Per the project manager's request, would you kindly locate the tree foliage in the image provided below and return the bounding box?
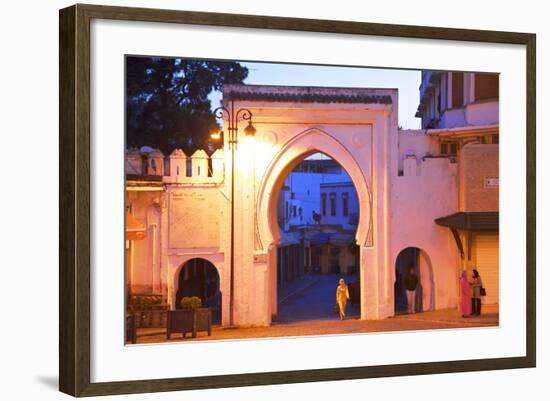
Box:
[126,57,248,155]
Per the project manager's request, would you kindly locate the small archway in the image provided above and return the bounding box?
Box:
[394,247,435,314]
[176,258,222,325]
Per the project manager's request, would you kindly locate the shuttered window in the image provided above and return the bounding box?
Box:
[452,72,464,108]
[475,73,499,101]
[475,234,499,304]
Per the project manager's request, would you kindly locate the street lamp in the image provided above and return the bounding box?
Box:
[210,100,255,327]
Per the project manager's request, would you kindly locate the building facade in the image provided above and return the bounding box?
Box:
[415,71,500,306]
[416,71,499,129]
[126,80,499,327]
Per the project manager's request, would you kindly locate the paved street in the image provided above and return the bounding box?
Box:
[133,274,498,344]
[135,305,498,344]
[277,274,359,323]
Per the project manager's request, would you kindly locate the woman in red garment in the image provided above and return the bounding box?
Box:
[459,270,472,317]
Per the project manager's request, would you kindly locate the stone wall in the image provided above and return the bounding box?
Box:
[126,146,229,323]
[391,131,460,310]
[458,144,499,212]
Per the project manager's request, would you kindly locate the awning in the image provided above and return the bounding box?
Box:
[435,212,498,259]
[305,232,355,246]
[279,231,301,247]
[328,232,355,246]
[308,232,333,245]
[435,212,499,231]
[126,210,145,240]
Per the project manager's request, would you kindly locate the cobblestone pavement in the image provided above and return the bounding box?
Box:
[134,304,499,345]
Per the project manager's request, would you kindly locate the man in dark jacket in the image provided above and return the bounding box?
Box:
[405,265,419,314]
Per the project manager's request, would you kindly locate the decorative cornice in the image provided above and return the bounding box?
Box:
[224,85,394,104]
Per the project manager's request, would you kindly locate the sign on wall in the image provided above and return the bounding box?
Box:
[169,189,220,248]
[484,176,499,188]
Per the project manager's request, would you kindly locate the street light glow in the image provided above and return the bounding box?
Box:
[210,129,223,141]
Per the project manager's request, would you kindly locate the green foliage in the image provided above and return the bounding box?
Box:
[180,296,202,310]
[126,56,248,155]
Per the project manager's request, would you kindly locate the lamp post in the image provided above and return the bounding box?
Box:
[210,100,255,327]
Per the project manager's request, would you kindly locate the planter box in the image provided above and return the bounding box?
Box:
[167,308,212,339]
[127,293,169,313]
[136,310,167,328]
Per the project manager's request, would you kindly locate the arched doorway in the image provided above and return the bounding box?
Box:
[394,247,435,314]
[176,258,222,325]
[274,152,361,323]
[255,128,373,322]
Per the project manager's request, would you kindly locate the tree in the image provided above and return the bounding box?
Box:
[126,57,248,155]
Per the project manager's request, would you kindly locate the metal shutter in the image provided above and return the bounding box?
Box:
[475,234,499,304]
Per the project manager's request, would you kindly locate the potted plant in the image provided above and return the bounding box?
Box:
[167,296,212,339]
[128,293,169,328]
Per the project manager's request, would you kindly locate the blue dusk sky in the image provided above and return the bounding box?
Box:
[210,61,422,129]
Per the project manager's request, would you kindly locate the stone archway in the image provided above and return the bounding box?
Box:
[175,258,222,324]
[255,128,373,321]
[394,247,435,314]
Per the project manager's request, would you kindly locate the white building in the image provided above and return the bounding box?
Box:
[416,71,499,129]
[279,158,352,230]
[414,71,500,306]
[275,158,360,284]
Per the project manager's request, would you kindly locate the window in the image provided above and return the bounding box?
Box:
[449,143,458,155]
[441,142,458,156]
[452,72,464,108]
[330,193,336,216]
[285,201,289,220]
[293,205,297,217]
[475,73,499,101]
[321,194,327,216]
[342,192,349,217]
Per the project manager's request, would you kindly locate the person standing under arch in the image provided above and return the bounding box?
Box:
[335,278,350,320]
[405,265,419,314]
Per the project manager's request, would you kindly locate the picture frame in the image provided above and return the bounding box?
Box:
[59,3,536,397]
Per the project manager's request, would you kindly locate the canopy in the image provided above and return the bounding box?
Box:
[126,210,145,240]
[329,232,356,246]
[435,211,498,259]
[308,232,333,245]
[435,212,499,231]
